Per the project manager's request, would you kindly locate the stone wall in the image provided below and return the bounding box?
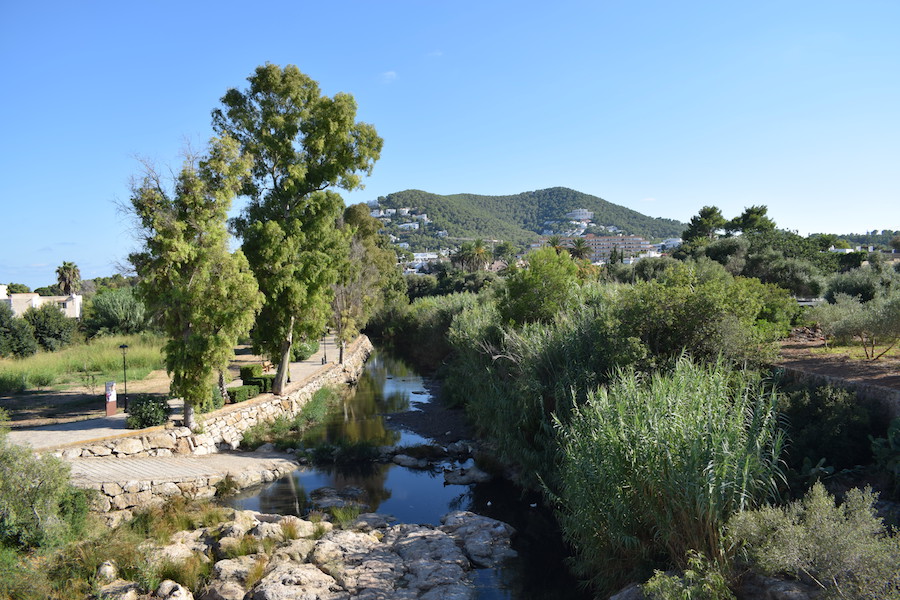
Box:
[52,335,374,459]
[779,365,900,419]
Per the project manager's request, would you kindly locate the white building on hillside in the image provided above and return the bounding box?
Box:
[0,284,83,318]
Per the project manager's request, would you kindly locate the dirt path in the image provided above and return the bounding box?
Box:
[1,346,271,427]
[777,332,900,391]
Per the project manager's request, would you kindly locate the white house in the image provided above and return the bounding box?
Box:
[398,222,420,231]
[0,284,83,319]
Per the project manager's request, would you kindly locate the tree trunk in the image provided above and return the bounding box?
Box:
[184,402,196,430]
[339,339,345,365]
[218,370,228,404]
[273,317,294,395]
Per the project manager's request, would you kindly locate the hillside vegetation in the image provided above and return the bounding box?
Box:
[377,187,686,244]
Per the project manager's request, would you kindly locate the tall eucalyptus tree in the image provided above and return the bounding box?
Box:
[213,64,382,394]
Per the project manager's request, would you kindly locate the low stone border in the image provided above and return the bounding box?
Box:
[81,454,300,524]
[779,365,900,419]
[49,335,374,459]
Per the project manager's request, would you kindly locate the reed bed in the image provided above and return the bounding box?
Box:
[0,334,165,394]
[554,358,785,595]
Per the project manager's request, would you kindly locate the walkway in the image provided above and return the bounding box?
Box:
[6,335,341,452]
[68,451,299,487]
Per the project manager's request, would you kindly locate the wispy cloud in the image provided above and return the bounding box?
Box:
[426,50,443,58]
[641,197,657,203]
[381,71,398,84]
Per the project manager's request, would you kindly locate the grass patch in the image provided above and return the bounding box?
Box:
[154,552,212,593]
[240,386,344,450]
[808,339,900,360]
[0,334,165,394]
[328,506,361,529]
[244,556,269,589]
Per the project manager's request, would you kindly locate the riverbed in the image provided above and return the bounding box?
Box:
[226,350,590,600]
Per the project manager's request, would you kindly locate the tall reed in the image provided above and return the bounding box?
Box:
[554,358,785,594]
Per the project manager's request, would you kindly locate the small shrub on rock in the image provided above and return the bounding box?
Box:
[728,482,900,599]
[125,395,170,429]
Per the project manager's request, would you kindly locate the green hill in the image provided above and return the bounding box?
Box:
[374,187,685,247]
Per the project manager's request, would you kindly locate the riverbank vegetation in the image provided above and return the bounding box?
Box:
[368,244,900,598]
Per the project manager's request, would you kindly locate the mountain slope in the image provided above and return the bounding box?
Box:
[376,187,685,243]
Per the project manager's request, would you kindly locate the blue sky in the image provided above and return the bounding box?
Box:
[2,1,898,289]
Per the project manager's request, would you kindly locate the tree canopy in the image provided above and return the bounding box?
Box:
[55,262,81,296]
[214,64,383,394]
[128,137,261,427]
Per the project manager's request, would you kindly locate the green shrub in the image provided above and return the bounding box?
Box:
[729,483,900,599]
[227,384,260,403]
[0,303,38,358]
[643,551,735,600]
[22,304,77,352]
[239,364,263,381]
[292,338,319,361]
[778,384,873,473]
[245,374,275,393]
[0,430,91,548]
[83,287,149,337]
[871,417,900,496]
[554,359,784,594]
[125,395,170,429]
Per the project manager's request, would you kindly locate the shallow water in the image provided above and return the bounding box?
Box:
[227,351,590,600]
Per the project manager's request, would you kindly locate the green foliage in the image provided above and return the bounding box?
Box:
[245,374,276,393]
[308,439,380,466]
[83,287,149,337]
[0,430,91,548]
[683,205,727,243]
[217,63,382,394]
[811,291,900,359]
[227,385,260,404]
[129,136,262,428]
[729,483,900,599]
[617,263,791,366]
[644,551,735,600]
[778,384,873,473]
[4,283,30,294]
[22,304,76,352]
[825,265,900,303]
[499,247,579,325]
[377,187,686,244]
[328,505,361,528]
[125,395,170,429]
[554,360,784,594]
[0,303,38,358]
[291,338,320,361]
[154,552,212,594]
[240,364,263,380]
[55,262,81,296]
[0,334,164,395]
[370,292,478,371]
[871,418,900,496]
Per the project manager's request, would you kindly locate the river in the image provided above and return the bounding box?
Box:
[226,350,590,600]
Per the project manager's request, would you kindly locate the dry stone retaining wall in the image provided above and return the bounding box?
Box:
[51,336,373,460]
[779,365,900,419]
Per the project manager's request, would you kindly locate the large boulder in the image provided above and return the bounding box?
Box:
[440,511,517,568]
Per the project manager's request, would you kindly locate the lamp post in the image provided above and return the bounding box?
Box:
[119,344,128,411]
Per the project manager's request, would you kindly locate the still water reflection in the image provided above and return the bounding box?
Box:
[227,351,590,600]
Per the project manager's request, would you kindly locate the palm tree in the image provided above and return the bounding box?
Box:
[547,235,564,254]
[56,261,81,295]
[470,239,489,271]
[568,238,591,261]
